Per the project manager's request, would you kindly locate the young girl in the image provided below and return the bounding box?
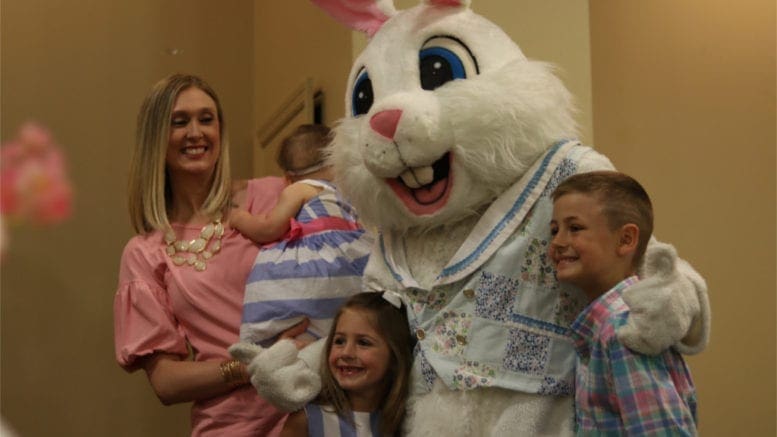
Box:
[281,292,414,437]
[231,124,373,346]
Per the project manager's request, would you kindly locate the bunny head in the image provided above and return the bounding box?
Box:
[316,0,578,231]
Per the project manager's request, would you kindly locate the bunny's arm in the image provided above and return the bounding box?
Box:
[618,241,711,355]
[229,339,325,412]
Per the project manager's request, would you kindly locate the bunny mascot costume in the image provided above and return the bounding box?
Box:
[231,1,711,435]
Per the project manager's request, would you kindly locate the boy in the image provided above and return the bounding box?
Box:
[549,171,697,436]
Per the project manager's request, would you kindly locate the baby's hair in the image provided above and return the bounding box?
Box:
[552,171,654,267]
[319,292,414,436]
[277,124,332,176]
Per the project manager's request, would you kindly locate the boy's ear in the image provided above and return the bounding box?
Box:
[617,224,639,256]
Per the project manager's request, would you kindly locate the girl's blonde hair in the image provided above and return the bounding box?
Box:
[128,74,231,233]
[319,292,414,436]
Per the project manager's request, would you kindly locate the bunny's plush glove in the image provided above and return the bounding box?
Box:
[229,339,325,412]
[617,241,711,355]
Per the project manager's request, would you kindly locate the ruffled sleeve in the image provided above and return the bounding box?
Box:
[113,236,188,371]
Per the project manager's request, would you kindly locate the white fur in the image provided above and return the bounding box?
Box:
[248,1,711,432]
[331,5,577,231]
[407,381,573,436]
[229,340,321,412]
[620,241,711,355]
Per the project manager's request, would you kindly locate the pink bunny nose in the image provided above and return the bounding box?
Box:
[370,109,402,140]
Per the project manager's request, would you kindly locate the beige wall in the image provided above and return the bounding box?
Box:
[253,1,352,176]
[590,1,776,435]
[0,0,254,435]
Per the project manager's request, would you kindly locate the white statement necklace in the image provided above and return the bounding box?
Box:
[164,213,224,271]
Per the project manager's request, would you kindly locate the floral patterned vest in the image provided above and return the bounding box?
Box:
[371,141,598,396]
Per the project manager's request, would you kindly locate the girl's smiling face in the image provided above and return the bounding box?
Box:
[328,308,391,408]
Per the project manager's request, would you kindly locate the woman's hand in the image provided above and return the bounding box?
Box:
[142,352,247,405]
[281,409,309,437]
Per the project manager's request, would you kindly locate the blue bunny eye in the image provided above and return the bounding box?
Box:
[351,69,374,117]
[419,36,479,91]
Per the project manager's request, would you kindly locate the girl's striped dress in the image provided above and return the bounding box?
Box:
[304,404,381,437]
[240,179,372,345]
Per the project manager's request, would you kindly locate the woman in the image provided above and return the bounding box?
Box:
[114,74,295,436]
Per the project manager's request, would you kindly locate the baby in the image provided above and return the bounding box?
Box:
[232,124,373,346]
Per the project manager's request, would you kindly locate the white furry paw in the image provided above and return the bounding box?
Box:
[618,242,702,355]
[236,339,322,412]
[228,341,265,364]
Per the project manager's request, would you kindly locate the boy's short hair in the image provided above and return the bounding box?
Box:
[276,124,332,174]
[552,171,654,267]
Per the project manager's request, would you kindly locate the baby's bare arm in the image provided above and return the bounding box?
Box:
[231,182,320,243]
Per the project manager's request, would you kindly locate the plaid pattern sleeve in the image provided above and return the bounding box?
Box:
[571,277,698,436]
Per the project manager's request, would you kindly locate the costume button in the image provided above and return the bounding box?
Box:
[416,328,426,340]
[463,288,475,299]
[456,335,467,345]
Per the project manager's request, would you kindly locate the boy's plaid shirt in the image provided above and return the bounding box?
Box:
[569,276,698,436]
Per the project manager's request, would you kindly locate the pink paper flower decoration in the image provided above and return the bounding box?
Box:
[1,122,73,225]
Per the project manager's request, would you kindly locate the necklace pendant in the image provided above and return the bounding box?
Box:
[165,214,223,272]
[189,237,208,253]
[201,223,215,239]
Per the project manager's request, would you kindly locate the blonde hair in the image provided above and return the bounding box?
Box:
[128,74,231,233]
[318,292,414,436]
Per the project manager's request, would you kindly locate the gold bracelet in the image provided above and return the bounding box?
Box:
[219,359,248,387]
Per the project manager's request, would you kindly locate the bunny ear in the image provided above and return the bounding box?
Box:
[310,0,396,37]
[424,0,471,8]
